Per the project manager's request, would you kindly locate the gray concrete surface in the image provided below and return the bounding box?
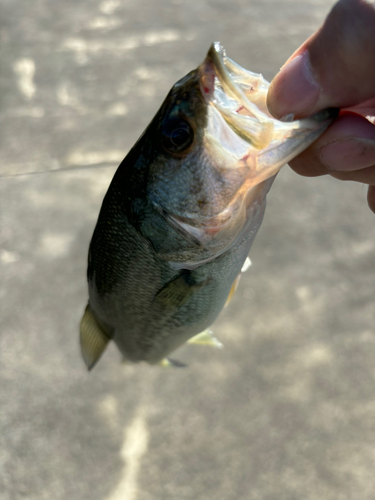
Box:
[1,1,374,499]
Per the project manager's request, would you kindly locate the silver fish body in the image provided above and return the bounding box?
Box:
[80,43,337,368]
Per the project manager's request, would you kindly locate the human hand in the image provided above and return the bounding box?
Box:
[267,0,375,213]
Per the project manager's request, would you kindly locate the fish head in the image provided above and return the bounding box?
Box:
[141,43,338,266]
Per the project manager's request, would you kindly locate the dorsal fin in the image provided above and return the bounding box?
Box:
[224,273,241,308]
[80,304,110,370]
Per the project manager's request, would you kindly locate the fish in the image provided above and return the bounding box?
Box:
[80,42,338,369]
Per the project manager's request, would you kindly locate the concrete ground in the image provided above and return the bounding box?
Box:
[1,1,374,499]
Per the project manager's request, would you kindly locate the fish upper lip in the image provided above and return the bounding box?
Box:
[199,43,296,154]
[202,42,271,123]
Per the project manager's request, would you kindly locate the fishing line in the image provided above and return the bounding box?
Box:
[0,162,118,179]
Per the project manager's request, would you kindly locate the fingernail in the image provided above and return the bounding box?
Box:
[320,138,375,171]
[268,51,321,119]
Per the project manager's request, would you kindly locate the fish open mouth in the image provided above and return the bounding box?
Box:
[199,42,338,183]
[200,42,275,150]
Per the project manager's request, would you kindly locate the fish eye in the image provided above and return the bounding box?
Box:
[161,118,194,155]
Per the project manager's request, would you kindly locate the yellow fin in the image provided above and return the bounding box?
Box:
[187,329,223,348]
[224,273,241,307]
[80,305,110,371]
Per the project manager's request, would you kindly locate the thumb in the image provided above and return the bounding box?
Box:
[267,0,375,119]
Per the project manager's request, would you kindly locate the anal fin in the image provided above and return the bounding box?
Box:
[80,304,110,371]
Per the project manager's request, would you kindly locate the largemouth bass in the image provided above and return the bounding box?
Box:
[80,42,337,369]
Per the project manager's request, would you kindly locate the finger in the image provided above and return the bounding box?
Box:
[349,97,375,122]
[288,112,375,178]
[267,0,375,119]
[329,165,375,184]
[368,185,375,213]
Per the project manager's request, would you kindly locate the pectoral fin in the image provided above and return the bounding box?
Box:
[80,304,110,370]
[154,270,208,311]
